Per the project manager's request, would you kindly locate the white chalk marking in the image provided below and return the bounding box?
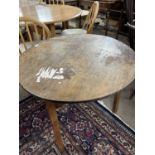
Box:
[36,67,64,82]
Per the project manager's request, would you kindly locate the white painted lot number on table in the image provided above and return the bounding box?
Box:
[36,67,64,83]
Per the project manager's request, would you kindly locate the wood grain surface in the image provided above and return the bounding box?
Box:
[19,4,82,24]
[20,34,135,103]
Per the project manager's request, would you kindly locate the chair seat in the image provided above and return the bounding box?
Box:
[81,10,89,17]
[62,28,87,35]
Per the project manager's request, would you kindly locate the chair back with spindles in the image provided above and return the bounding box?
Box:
[19,16,51,54]
[82,1,99,33]
[47,0,64,5]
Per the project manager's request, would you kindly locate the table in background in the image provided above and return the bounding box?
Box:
[20,34,135,152]
[19,4,82,36]
[19,0,43,7]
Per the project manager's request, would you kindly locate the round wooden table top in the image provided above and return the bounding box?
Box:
[20,34,135,103]
[19,4,82,24]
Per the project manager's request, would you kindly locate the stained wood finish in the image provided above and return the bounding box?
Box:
[19,16,51,54]
[112,91,121,113]
[19,4,82,24]
[20,34,135,103]
[48,23,56,37]
[46,102,64,152]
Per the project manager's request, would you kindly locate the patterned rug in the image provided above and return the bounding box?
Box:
[19,96,135,155]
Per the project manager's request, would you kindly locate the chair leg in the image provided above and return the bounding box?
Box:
[105,10,110,36]
[46,101,65,152]
[116,9,123,39]
[112,92,121,113]
[116,27,119,39]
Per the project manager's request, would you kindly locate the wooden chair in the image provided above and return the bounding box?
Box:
[62,1,99,35]
[78,1,110,28]
[19,16,51,54]
[19,16,51,101]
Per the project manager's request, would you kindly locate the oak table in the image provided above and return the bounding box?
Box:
[19,34,135,152]
[19,4,82,36]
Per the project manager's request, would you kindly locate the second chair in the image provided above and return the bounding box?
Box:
[62,1,99,35]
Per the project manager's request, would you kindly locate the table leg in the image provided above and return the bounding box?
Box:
[79,15,82,28]
[112,91,121,113]
[50,24,56,37]
[46,102,65,152]
[62,21,69,29]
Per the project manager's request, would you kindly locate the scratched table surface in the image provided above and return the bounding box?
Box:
[19,4,82,24]
[19,34,135,103]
